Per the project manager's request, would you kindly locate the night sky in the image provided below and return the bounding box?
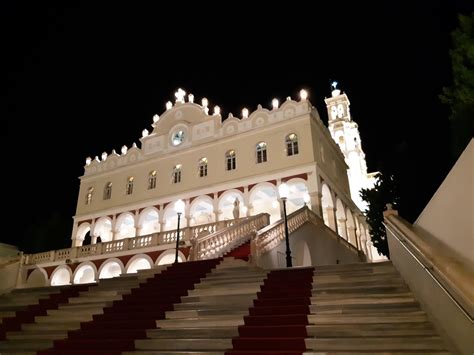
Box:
[2,2,472,252]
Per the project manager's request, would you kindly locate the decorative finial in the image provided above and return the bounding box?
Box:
[331,81,338,90]
[188,94,194,103]
[166,101,172,110]
[174,88,186,103]
[214,106,221,115]
[257,104,262,110]
[101,152,108,161]
[331,80,341,97]
[242,108,249,118]
[142,129,149,138]
[132,142,137,148]
[202,97,209,114]
[85,157,92,166]
[228,112,234,118]
[121,145,128,155]
[112,149,117,155]
[286,96,291,101]
[272,98,279,109]
[153,114,160,123]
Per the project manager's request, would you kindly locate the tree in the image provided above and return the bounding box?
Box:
[439,14,474,159]
[360,172,400,258]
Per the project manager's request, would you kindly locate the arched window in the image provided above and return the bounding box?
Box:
[226,150,236,171]
[148,171,157,190]
[104,182,112,200]
[286,133,299,156]
[173,165,182,183]
[86,187,94,205]
[198,158,208,177]
[256,142,267,163]
[126,177,134,195]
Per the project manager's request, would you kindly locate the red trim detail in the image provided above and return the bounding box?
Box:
[282,173,308,182]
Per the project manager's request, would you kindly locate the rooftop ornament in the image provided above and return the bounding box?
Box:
[142,129,149,138]
[153,114,160,123]
[214,106,221,115]
[202,98,209,114]
[121,145,128,155]
[166,101,173,110]
[188,94,194,103]
[242,108,249,118]
[174,88,186,103]
[101,152,108,161]
[300,89,308,100]
[85,157,92,166]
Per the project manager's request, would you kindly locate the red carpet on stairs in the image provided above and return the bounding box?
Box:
[38,258,221,355]
[225,241,251,261]
[0,284,93,340]
[226,267,315,355]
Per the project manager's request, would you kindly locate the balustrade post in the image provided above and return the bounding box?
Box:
[70,247,78,259]
[50,250,56,262]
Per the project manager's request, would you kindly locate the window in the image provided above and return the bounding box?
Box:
[286,133,299,156]
[104,182,112,200]
[198,158,208,177]
[126,177,134,195]
[148,171,157,190]
[86,187,94,205]
[173,164,182,183]
[256,142,267,163]
[226,150,236,171]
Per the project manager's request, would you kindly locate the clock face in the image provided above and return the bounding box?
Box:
[172,130,185,146]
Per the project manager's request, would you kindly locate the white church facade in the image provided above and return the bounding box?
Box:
[20,86,381,288]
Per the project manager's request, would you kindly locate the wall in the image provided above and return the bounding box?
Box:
[386,226,473,355]
[256,222,361,269]
[415,139,473,265]
[0,260,20,294]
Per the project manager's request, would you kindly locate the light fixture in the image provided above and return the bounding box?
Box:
[166,101,173,110]
[101,152,108,161]
[85,157,92,166]
[175,88,186,103]
[153,114,160,123]
[272,98,279,109]
[242,108,249,118]
[278,183,292,267]
[121,145,128,155]
[142,129,149,138]
[214,106,221,115]
[174,199,186,263]
[299,89,308,100]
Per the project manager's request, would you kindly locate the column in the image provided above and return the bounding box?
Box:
[243,186,250,217]
[309,191,323,218]
[337,218,348,240]
[326,207,337,232]
[212,193,220,221]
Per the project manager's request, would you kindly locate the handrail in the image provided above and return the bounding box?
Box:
[384,213,473,322]
[254,206,360,257]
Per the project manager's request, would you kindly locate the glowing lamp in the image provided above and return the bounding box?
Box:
[166,101,173,110]
[272,98,279,109]
[121,145,128,155]
[214,106,221,115]
[242,108,249,118]
[85,157,92,166]
[278,183,290,199]
[202,98,208,107]
[299,89,308,101]
[175,199,185,214]
[153,114,160,123]
[101,152,108,161]
[175,88,186,103]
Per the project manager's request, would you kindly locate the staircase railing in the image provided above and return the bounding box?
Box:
[24,217,250,265]
[252,206,360,258]
[190,213,270,261]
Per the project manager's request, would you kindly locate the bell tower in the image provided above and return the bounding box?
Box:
[325,82,377,211]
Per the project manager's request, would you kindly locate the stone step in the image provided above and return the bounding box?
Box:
[22,321,81,331]
[187,285,260,297]
[0,305,28,312]
[146,327,238,339]
[310,302,421,314]
[47,306,105,316]
[194,280,263,290]
[6,329,68,340]
[0,311,16,319]
[57,301,112,310]
[311,292,413,301]
[35,313,93,323]
[313,272,399,281]
[313,285,410,294]
[156,314,245,328]
[166,309,248,319]
[67,295,122,303]
[305,336,446,351]
[0,351,37,355]
[303,352,450,355]
[307,322,436,337]
[123,351,223,355]
[78,289,128,297]
[181,292,257,304]
[311,295,415,306]
[173,298,253,311]
[135,338,232,351]
[0,339,53,351]
[308,313,428,324]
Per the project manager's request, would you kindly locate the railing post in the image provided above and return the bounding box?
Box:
[50,250,56,262]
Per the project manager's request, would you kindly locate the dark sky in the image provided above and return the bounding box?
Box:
[2,2,472,252]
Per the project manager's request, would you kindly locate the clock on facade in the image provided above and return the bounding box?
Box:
[172,130,185,146]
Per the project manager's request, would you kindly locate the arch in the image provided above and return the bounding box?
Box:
[76,222,91,243]
[98,258,125,279]
[26,268,48,288]
[93,216,113,242]
[73,261,97,284]
[138,207,160,236]
[285,178,309,214]
[126,254,154,273]
[321,183,335,229]
[189,195,214,226]
[115,212,136,239]
[156,249,185,266]
[163,202,188,231]
[249,182,279,223]
[335,198,347,240]
[345,209,357,246]
[295,240,312,267]
[50,265,72,286]
[218,189,244,221]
